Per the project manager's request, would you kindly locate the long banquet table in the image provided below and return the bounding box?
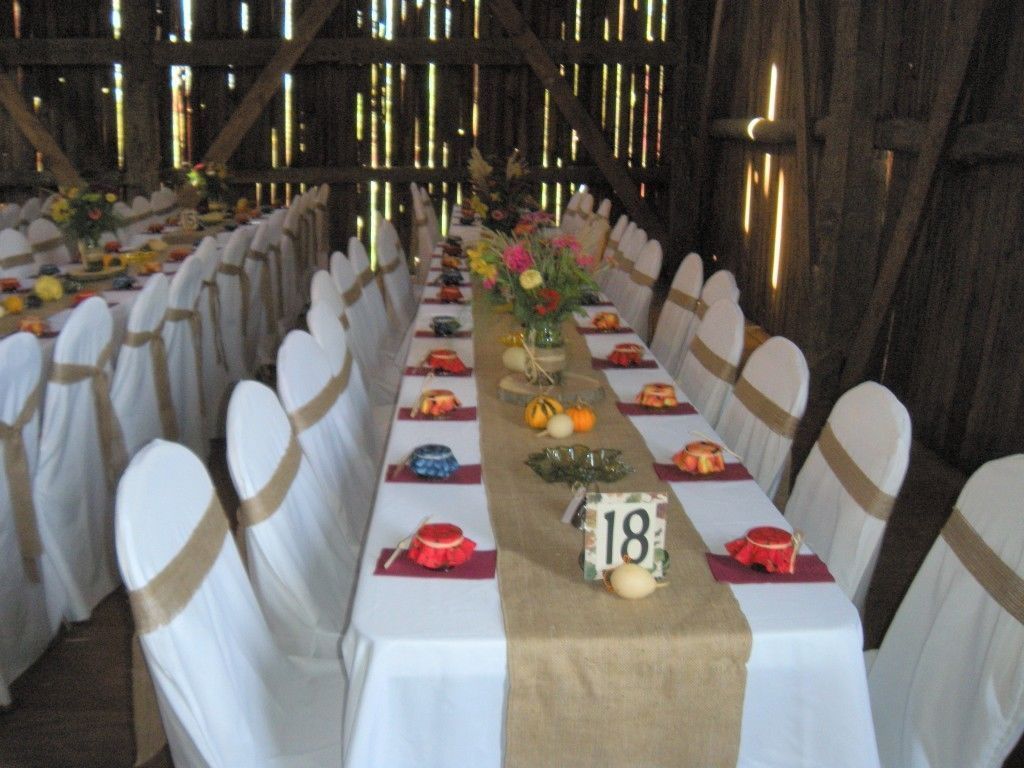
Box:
[342,244,880,767]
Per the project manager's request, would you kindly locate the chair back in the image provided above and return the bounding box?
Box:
[869,454,1024,768]
[130,195,152,233]
[35,297,122,621]
[786,381,911,610]
[348,236,394,343]
[27,217,71,268]
[215,226,253,381]
[0,228,36,279]
[111,274,176,457]
[717,336,808,500]
[243,219,276,359]
[376,218,416,327]
[226,380,358,659]
[0,333,57,706]
[0,203,20,231]
[163,253,207,458]
[620,238,662,341]
[606,224,645,305]
[18,197,41,228]
[331,250,383,358]
[596,198,612,220]
[597,214,629,290]
[699,269,740,320]
[149,187,177,221]
[677,298,745,426]
[651,251,703,377]
[195,241,229,440]
[279,204,303,321]
[116,440,344,767]
[561,191,582,233]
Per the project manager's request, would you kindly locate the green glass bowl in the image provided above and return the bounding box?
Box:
[525,444,634,485]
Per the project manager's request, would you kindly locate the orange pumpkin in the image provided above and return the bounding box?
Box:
[2,295,24,315]
[566,402,597,433]
[524,395,563,429]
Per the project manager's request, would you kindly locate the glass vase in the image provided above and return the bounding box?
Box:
[524,317,567,385]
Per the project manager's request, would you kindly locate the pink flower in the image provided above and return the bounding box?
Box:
[502,243,533,273]
[551,234,582,254]
[575,253,596,268]
[482,277,496,290]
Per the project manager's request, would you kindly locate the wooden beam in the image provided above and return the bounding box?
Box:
[840,0,990,389]
[0,37,679,68]
[666,0,691,262]
[202,0,342,165]
[876,117,1024,163]
[709,117,797,147]
[689,0,726,250]
[0,68,82,187]
[120,0,161,195]
[485,0,666,242]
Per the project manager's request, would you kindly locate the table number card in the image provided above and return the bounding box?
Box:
[179,208,199,233]
[581,492,668,580]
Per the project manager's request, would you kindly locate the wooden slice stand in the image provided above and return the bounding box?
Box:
[498,371,605,406]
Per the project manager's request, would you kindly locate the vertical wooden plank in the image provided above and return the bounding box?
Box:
[121,0,161,194]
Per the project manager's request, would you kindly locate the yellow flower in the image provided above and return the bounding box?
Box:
[50,199,71,223]
[480,262,498,282]
[2,295,24,315]
[466,243,484,260]
[34,275,64,302]
[105,193,117,203]
[468,257,487,275]
[519,269,543,290]
[468,148,493,187]
[66,187,79,199]
[469,196,488,216]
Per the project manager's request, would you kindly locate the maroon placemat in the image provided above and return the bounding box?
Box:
[386,464,482,484]
[422,296,468,305]
[404,366,474,377]
[616,402,698,416]
[653,462,754,482]
[397,407,478,421]
[591,357,659,370]
[375,548,497,579]
[429,280,471,288]
[414,330,473,338]
[705,553,834,584]
[582,300,615,307]
[577,326,635,335]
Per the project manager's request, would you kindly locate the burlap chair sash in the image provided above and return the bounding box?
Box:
[247,249,277,331]
[668,288,699,313]
[268,243,286,321]
[689,335,738,384]
[31,235,65,253]
[152,203,175,217]
[202,279,228,364]
[238,433,302,528]
[287,353,352,434]
[338,310,351,331]
[342,281,362,308]
[630,267,657,287]
[942,507,1024,624]
[50,342,127,492]
[817,423,896,521]
[732,377,799,438]
[217,262,250,341]
[123,325,178,440]
[1,250,33,270]
[165,306,205,417]
[122,211,149,225]
[695,298,709,319]
[0,382,43,581]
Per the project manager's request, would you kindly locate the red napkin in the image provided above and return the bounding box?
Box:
[591,357,658,370]
[404,365,474,377]
[374,548,497,579]
[653,462,753,482]
[617,402,698,417]
[577,326,635,335]
[414,330,473,338]
[397,407,478,421]
[705,553,834,584]
[386,464,483,484]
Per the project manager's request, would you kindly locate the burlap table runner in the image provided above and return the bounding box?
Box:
[473,295,752,767]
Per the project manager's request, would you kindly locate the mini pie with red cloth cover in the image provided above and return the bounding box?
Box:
[407,523,477,570]
[607,343,644,367]
[672,440,726,475]
[417,389,461,417]
[592,311,621,331]
[725,526,804,574]
[637,383,679,408]
[425,349,468,375]
[438,285,464,303]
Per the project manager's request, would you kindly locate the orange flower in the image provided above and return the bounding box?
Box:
[87,208,102,221]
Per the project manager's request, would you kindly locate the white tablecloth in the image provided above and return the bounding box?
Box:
[342,252,881,768]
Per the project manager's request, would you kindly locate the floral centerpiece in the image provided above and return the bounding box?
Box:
[467,148,541,234]
[187,161,233,208]
[49,186,122,259]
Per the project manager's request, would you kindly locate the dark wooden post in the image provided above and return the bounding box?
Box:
[121,0,161,195]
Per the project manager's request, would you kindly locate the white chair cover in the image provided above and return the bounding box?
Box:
[561,191,582,234]
[717,336,809,500]
[34,297,124,621]
[868,454,1024,768]
[260,208,288,328]
[242,220,275,367]
[195,239,230,441]
[149,187,177,221]
[279,204,304,323]
[40,194,58,218]
[113,201,135,243]
[116,440,344,767]
[606,223,645,306]
[677,298,745,426]
[313,183,331,268]
[215,226,253,383]
[27,217,72,268]
[277,329,377,542]
[786,381,911,611]
[420,186,441,250]
[651,251,703,378]
[111,274,177,458]
[163,254,207,459]
[329,251,401,406]
[409,183,434,284]
[597,214,629,290]
[698,268,741,317]
[0,228,37,279]
[0,203,20,231]
[347,236,395,346]
[596,198,612,219]
[226,381,358,659]
[0,334,58,706]
[618,238,662,341]
[305,302,388,462]
[18,197,41,229]
[130,195,152,234]
[376,218,417,329]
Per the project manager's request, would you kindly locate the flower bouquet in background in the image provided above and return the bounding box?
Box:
[49,186,122,263]
[187,161,233,209]
[467,147,540,234]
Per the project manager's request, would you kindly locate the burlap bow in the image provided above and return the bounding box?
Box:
[0,382,43,581]
[123,325,178,441]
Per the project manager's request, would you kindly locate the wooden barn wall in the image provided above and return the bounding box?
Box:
[0,0,687,259]
[702,0,1024,474]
